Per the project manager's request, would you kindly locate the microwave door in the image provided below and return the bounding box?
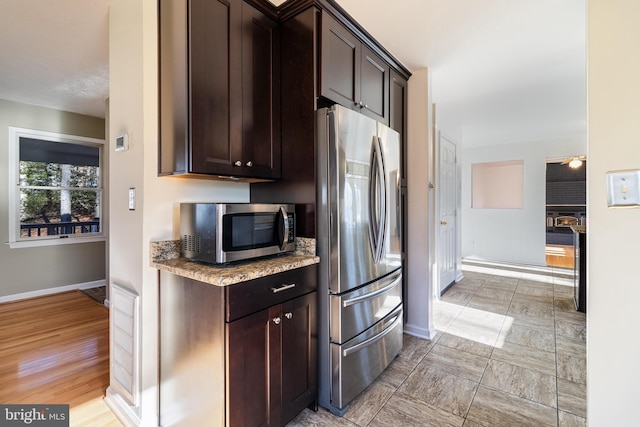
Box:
[277,206,290,250]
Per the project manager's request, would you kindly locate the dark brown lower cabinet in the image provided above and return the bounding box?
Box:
[281,293,317,423]
[227,291,317,427]
[159,265,317,427]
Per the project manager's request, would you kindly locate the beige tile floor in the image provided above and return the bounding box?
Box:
[287,260,587,427]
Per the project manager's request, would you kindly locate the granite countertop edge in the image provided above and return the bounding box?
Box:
[570,225,587,233]
[150,238,319,287]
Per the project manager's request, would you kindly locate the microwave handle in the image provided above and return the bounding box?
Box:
[278,206,289,250]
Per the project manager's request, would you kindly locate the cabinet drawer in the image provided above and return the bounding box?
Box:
[226,264,317,321]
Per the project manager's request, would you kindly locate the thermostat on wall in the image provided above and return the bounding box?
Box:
[115,133,129,151]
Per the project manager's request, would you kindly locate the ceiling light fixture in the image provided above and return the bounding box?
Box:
[569,158,583,169]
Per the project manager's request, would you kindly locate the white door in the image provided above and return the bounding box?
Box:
[438,133,457,293]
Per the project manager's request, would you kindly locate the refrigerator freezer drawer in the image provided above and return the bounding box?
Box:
[330,269,402,344]
[330,305,403,410]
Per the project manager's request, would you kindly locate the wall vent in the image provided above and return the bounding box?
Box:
[111,283,139,406]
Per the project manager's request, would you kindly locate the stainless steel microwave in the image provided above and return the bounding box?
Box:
[180,203,296,264]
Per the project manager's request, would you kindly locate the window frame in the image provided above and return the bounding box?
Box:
[471,160,524,209]
[8,126,106,248]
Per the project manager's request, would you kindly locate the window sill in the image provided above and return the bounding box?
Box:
[8,235,106,249]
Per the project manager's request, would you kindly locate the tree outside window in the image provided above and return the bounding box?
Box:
[9,128,104,247]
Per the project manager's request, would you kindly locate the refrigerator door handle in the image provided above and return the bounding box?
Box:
[367,137,378,262]
[342,309,402,357]
[368,136,387,264]
[377,136,388,261]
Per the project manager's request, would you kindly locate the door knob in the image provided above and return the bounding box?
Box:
[440,221,448,225]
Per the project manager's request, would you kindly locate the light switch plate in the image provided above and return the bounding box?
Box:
[128,188,136,210]
[606,169,640,207]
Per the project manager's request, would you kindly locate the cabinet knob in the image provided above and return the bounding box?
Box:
[272,317,281,325]
[246,161,253,167]
[284,312,293,320]
[234,160,242,167]
[358,101,364,108]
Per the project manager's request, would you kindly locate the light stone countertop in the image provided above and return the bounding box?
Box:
[150,238,319,287]
[570,225,586,234]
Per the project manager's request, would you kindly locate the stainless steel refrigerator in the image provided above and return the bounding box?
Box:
[316,104,403,415]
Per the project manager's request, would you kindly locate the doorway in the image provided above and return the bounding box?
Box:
[545,158,586,268]
[437,132,459,295]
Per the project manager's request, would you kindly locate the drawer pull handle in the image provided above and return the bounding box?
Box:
[343,310,402,357]
[343,274,402,308]
[271,283,296,293]
[273,317,281,325]
[284,312,293,320]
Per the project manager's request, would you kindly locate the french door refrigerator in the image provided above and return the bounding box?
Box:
[316,104,403,415]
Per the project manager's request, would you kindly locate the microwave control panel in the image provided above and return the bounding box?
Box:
[286,213,295,243]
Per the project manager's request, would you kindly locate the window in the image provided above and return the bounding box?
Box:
[472,160,524,209]
[8,127,105,248]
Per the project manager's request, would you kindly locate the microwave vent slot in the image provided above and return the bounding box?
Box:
[182,234,201,254]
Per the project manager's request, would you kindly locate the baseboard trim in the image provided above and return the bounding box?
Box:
[404,323,437,340]
[455,271,464,282]
[0,279,106,304]
[104,387,140,427]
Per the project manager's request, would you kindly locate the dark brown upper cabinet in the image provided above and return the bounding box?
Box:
[390,69,408,186]
[320,11,389,124]
[251,3,411,237]
[159,0,280,181]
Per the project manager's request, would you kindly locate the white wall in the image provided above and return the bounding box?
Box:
[460,136,585,266]
[587,0,640,424]
[405,68,435,339]
[107,0,249,424]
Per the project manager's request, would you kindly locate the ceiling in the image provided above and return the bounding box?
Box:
[336,0,587,147]
[0,0,109,119]
[0,0,586,147]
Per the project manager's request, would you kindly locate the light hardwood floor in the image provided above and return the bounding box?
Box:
[0,291,121,426]
[546,244,575,269]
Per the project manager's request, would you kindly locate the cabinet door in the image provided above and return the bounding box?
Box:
[360,45,389,124]
[320,12,361,109]
[389,70,408,186]
[227,305,282,427]
[241,2,281,179]
[281,292,317,425]
[189,0,242,175]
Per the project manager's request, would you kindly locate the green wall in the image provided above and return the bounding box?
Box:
[0,99,106,298]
